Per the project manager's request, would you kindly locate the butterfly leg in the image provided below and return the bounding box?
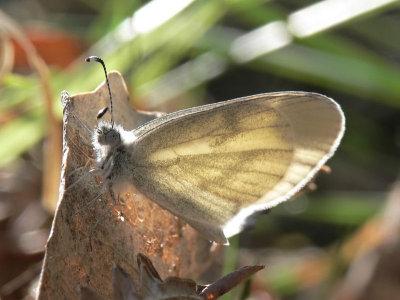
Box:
[66,113,94,149]
[110,187,126,206]
[67,178,108,223]
[76,130,93,148]
[109,186,118,205]
[66,133,93,160]
[70,113,94,137]
[65,167,99,192]
[67,158,94,178]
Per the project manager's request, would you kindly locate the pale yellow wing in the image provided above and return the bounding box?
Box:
[129,92,345,243]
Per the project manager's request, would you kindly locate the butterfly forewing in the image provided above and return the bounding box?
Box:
[128,92,344,243]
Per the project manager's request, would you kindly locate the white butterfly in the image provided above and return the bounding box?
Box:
[77,56,345,244]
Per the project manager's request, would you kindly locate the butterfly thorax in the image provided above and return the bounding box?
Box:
[92,121,132,182]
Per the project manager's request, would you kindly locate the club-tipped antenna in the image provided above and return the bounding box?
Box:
[85,56,114,127]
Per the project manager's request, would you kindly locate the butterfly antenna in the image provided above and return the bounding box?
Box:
[85,56,115,128]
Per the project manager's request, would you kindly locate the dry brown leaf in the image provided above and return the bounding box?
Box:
[199,264,265,299]
[37,72,222,299]
[135,253,200,300]
[79,253,265,300]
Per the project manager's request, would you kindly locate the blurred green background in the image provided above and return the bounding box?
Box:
[0,0,399,299]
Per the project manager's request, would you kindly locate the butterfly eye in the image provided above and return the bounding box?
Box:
[96,127,104,135]
[97,107,109,120]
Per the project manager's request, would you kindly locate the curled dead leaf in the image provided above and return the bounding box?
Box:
[79,253,265,300]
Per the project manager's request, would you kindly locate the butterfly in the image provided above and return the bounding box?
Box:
[77,56,345,245]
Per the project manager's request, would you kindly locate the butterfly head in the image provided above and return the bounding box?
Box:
[94,121,121,148]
